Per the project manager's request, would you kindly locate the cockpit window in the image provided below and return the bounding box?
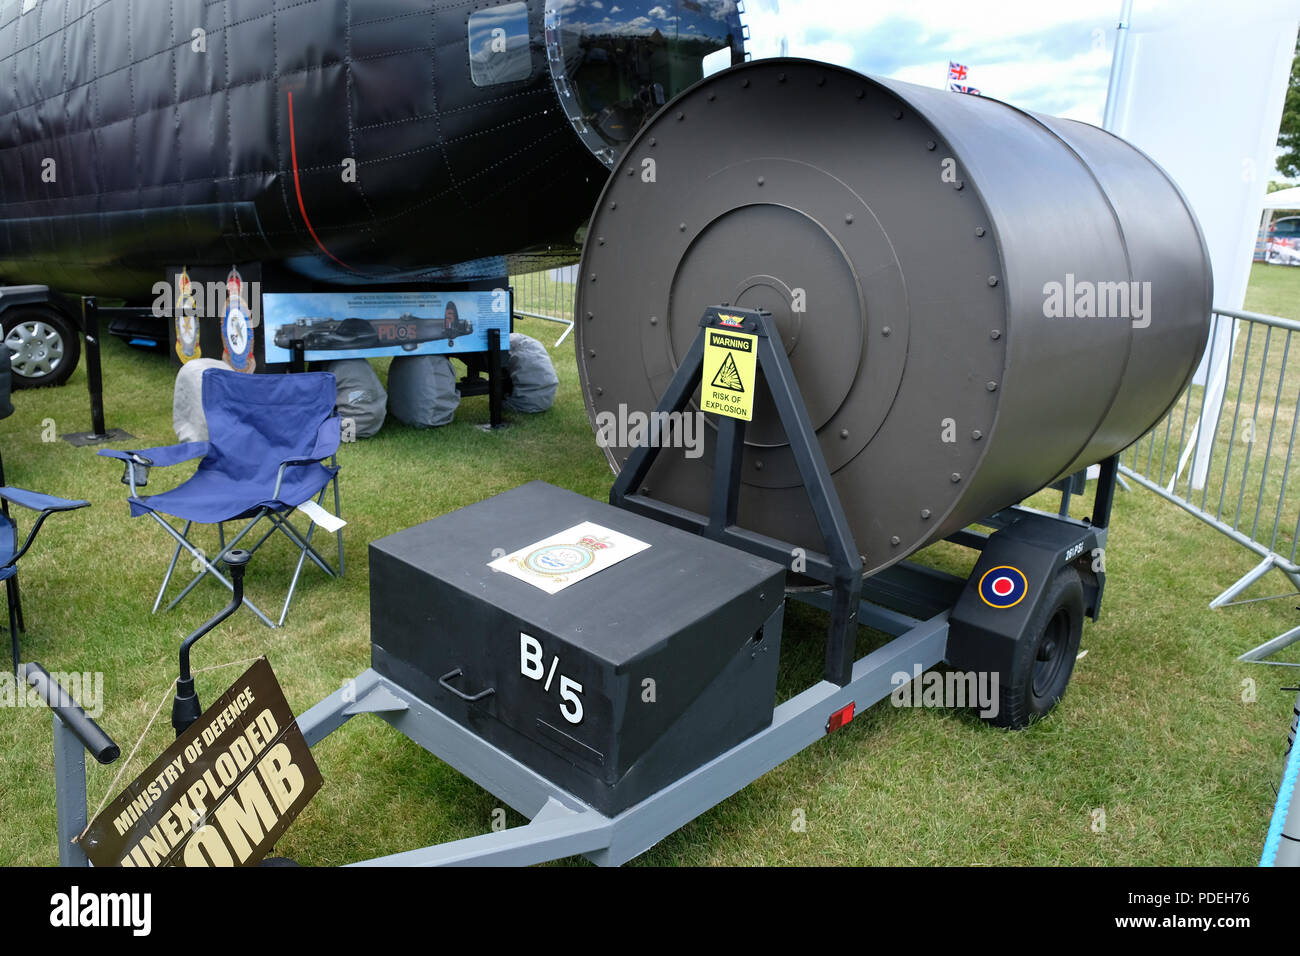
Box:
[469,2,533,87]
[545,0,745,166]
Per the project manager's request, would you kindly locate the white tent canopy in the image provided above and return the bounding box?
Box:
[1263,185,1300,210]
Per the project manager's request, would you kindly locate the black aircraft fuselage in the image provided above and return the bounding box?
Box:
[0,0,744,299]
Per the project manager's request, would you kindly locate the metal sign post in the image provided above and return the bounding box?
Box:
[610,306,863,686]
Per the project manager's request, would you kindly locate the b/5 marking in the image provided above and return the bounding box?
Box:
[520,632,584,725]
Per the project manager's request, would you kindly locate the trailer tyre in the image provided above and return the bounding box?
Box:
[987,567,1084,730]
[2,306,80,388]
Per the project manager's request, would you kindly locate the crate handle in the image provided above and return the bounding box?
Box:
[438,668,496,703]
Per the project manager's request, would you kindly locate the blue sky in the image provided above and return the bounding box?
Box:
[743,0,1148,125]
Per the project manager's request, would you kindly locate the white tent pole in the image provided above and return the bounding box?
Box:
[1102,0,1134,131]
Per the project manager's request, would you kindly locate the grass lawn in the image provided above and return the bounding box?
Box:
[1,267,1298,867]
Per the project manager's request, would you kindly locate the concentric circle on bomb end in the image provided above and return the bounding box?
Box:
[978,566,1028,609]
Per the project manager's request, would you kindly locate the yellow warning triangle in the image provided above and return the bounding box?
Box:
[711,351,745,392]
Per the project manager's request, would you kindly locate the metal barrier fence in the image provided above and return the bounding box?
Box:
[1119,306,1300,660]
[510,265,578,346]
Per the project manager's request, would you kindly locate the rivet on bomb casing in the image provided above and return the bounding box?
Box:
[990,329,1001,339]
[596,387,604,395]
[954,180,964,191]
[926,140,936,151]
[845,213,854,224]
[818,76,827,87]
[679,223,686,231]
[741,79,750,88]
[986,381,998,391]
[951,473,962,483]
[650,138,657,146]
[598,237,605,245]
[590,274,597,282]
[754,460,764,471]
[708,92,716,101]
[987,276,999,287]
[649,316,658,325]
[676,111,684,121]
[890,536,901,545]
[586,311,593,320]
[971,429,983,440]
[589,349,596,358]
[975,226,986,237]
[856,89,864,99]
[757,176,765,186]
[840,428,849,439]
[610,201,617,210]
[920,509,931,519]
[882,326,891,336]
[778,73,786,82]
[892,107,902,118]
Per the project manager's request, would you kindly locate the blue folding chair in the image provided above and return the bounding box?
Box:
[0,448,90,674]
[99,369,344,627]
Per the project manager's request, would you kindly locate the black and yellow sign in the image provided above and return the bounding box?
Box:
[702,328,758,421]
[80,658,322,867]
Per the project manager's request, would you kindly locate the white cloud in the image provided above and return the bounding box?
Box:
[744,0,1156,122]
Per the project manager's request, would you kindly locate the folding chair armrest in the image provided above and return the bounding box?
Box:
[98,441,208,468]
[3,493,89,567]
[98,442,208,494]
[0,486,90,514]
[281,417,341,468]
[274,417,341,499]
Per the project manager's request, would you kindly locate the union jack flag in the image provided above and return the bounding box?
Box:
[947,61,968,81]
[949,83,981,96]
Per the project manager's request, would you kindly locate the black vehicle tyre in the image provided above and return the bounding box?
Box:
[2,306,81,388]
[984,567,1085,730]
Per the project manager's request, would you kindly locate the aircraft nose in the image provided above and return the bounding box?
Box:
[544,0,746,166]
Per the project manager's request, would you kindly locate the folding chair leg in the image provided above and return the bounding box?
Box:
[333,474,345,578]
[154,520,193,614]
[279,521,318,627]
[267,513,335,577]
[163,514,266,611]
[11,576,23,633]
[147,512,276,628]
[7,577,19,676]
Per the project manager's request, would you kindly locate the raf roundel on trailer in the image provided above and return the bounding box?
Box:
[978,566,1028,609]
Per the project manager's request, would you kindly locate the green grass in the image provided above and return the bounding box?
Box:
[1,279,1298,866]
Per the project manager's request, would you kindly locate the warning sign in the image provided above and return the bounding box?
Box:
[702,328,758,421]
[80,658,322,867]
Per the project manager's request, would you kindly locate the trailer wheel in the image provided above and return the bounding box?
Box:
[986,567,1084,730]
[2,306,80,389]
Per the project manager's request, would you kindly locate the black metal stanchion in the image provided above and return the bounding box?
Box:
[62,297,132,446]
[486,326,506,430]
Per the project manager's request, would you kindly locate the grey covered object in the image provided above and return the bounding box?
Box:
[172,358,229,441]
[323,359,387,439]
[504,333,558,413]
[388,355,460,428]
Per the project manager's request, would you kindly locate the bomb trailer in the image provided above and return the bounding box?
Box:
[35,61,1211,867]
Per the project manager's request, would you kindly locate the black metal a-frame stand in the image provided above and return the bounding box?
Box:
[610,306,863,686]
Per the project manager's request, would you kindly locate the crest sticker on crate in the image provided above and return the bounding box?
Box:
[489,520,650,594]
